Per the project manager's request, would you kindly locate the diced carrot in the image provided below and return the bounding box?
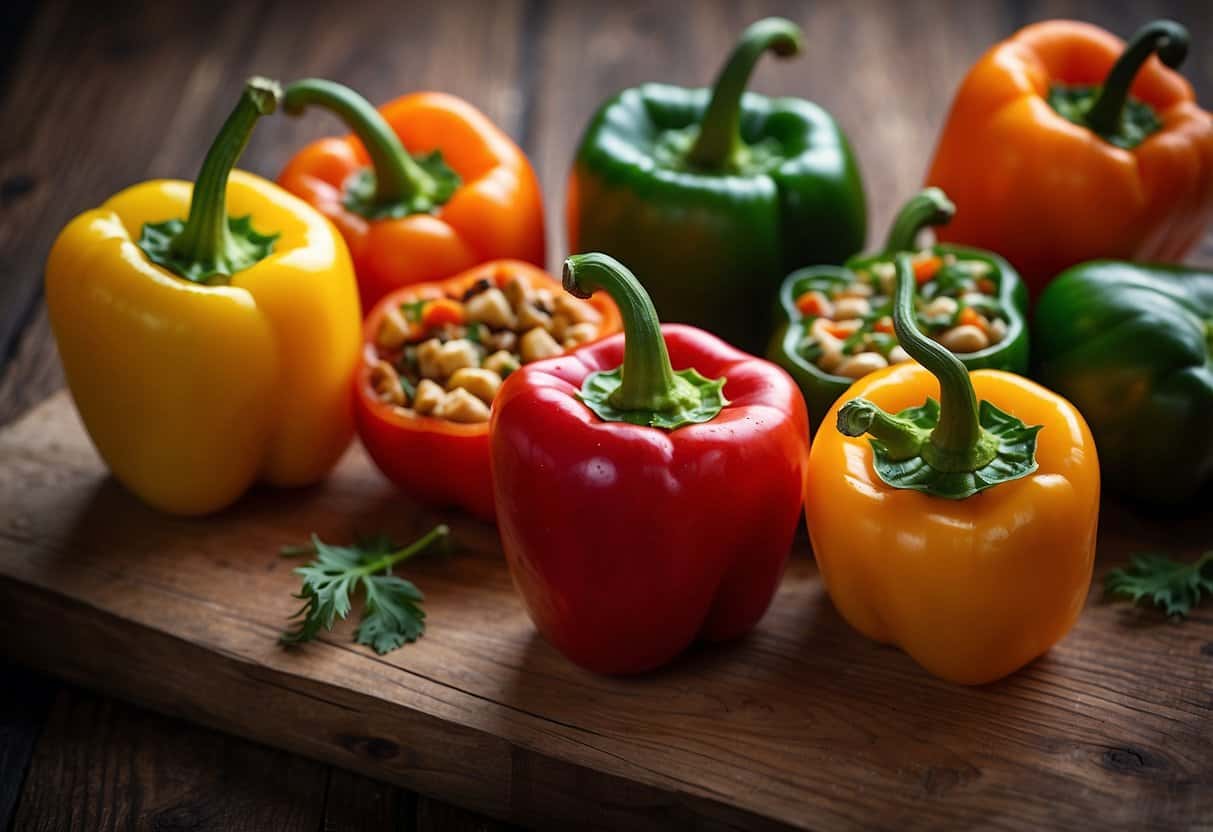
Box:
[795,290,830,317]
[976,278,996,294]
[958,306,991,333]
[823,320,860,339]
[913,255,943,284]
[421,297,467,329]
[874,316,894,334]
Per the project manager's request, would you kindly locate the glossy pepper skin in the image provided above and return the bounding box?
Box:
[926,20,1213,294]
[567,18,865,352]
[492,254,809,674]
[768,189,1028,431]
[46,80,360,515]
[1034,261,1213,504]
[279,81,545,311]
[356,260,621,521]
[806,256,1099,685]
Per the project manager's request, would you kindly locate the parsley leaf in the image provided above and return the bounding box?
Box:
[1105,551,1213,618]
[280,525,449,653]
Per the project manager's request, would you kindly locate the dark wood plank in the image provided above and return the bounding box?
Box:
[1,391,1211,831]
[322,769,411,831]
[416,796,519,832]
[13,685,329,831]
[0,661,56,828]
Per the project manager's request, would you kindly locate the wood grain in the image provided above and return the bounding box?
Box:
[3,1,1213,827]
[1,392,1210,831]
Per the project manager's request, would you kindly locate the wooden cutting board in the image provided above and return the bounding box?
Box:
[1,392,1210,830]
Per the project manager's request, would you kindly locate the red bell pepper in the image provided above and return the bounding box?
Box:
[491,253,809,674]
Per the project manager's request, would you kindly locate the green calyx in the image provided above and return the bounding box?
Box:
[139,77,282,285]
[563,253,727,430]
[684,17,802,172]
[1047,19,1188,150]
[880,188,956,256]
[282,79,459,220]
[836,254,1041,499]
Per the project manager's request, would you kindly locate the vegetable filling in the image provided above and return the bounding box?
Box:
[369,270,603,423]
[794,250,1009,380]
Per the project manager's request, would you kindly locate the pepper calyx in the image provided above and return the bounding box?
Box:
[563,253,729,431]
[341,150,460,220]
[580,367,727,430]
[1046,20,1188,151]
[835,254,1041,499]
[138,77,281,285]
[840,396,1040,499]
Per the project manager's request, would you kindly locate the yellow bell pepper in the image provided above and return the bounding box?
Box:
[46,78,360,515]
[805,254,1100,685]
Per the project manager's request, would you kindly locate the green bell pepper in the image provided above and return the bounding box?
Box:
[566,17,866,353]
[767,189,1029,431]
[1034,261,1213,504]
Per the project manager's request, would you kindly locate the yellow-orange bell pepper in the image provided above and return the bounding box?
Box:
[805,255,1099,685]
[46,78,361,515]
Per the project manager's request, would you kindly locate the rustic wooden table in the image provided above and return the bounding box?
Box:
[1,0,1210,829]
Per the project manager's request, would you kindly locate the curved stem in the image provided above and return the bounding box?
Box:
[170,77,280,267]
[563,253,683,412]
[880,188,956,255]
[357,525,449,577]
[282,78,438,208]
[1084,20,1188,136]
[685,17,801,170]
[836,399,925,460]
[888,254,989,464]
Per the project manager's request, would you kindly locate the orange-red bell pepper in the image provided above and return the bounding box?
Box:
[926,19,1213,294]
[278,80,545,310]
[355,260,620,520]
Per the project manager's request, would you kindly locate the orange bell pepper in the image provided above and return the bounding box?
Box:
[355,260,621,520]
[805,255,1099,684]
[278,80,545,310]
[926,19,1213,294]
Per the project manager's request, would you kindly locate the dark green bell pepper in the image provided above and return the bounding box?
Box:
[566,18,866,353]
[1034,261,1213,504]
[767,189,1029,431]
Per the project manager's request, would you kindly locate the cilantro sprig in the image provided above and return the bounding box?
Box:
[1105,551,1213,618]
[281,524,450,654]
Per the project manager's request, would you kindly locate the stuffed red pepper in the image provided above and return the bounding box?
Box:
[357,260,620,520]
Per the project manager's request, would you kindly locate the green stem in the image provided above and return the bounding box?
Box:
[838,255,997,472]
[880,188,955,256]
[282,78,439,210]
[1083,20,1188,137]
[685,17,801,170]
[836,399,925,460]
[888,254,995,469]
[357,525,449,576]
[169,77,280,269]
[563,253,688,412]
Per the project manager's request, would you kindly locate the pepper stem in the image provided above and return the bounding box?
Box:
[563,253,695,413]
[880,188,956,256]
[685,18,802,171]
[282,79,441,210]
[168,77,280,271]
[838,255,997,472]
[1083,20,1188,138]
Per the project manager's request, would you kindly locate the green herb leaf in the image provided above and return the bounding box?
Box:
[1105,552,1213,618]
[402,300,427,323]
[280,525,449,654]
